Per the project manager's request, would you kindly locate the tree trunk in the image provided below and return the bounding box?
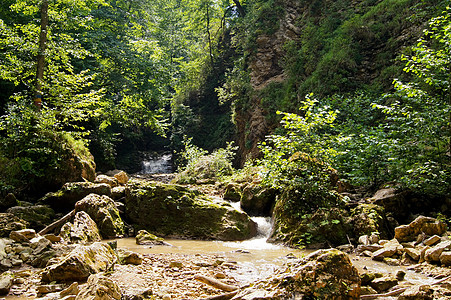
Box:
[232,0,245,17]
[35,0,48,110]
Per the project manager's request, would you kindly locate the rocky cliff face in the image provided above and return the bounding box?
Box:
[234,0,428,165]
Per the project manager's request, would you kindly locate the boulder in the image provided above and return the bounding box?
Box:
[40,182,112,212]
[423,235,441,246]
[240,183,276,216]
[0,213,28,238]
[233,249,360,299]
[75,273,122,300]
[113,171,129,185]
[369,276,398,293]
[75,194,125,238]
[269,187,351,247]
[424,240,451,262]
[395,216,447,243]
[119,251,142,265]
[111,186,126,201]
[6,205,55,231]
[350,204,391,239]
[125,181,257,240]
[60,211,101,244]
[30,236,52,255]
[0,193,19,212]
[404,247,421,261]
[41,242,117,282]
[0,271,13,295]
[95,175,118,188]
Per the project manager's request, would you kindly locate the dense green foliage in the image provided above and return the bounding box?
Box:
[1,0,450,206]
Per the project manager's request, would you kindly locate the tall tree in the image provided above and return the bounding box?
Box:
[34,0,48,110]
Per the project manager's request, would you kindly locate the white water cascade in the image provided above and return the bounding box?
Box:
[141,154,173,174]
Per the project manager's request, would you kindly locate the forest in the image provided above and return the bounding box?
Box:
[0,0,450,203]
[1,1,451,299]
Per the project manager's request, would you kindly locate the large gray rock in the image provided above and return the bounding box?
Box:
[41,242,117,282]
[60,211,101,244]
[125,181,257,241]
[40,182,112,212]
[395,216,447,243]
[75,194,125,238]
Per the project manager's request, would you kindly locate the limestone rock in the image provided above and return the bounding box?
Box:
[399,285,433,300]
[113,171,129,185]
[394,216,447,243]
[75,273,122,300]
[41,242,117,282]
[119,251,142,265]
[12,229,36,240]
[40,182,112,212]
[7,205,55,231]
[95,175,118,188]
[372,246,398,261]
[404,247,421,261]
[111,186,126,201]
[0,213,28,238]
[424,240,451,262]
[423,235,441,246]
[369,276,398,293]
[75,194,125,238]
[60,211,101,244]
[60,282,79,297]
[30,236,52,255]
[0,271,13,295]
[125,181,257,241]
[439,251,451,266]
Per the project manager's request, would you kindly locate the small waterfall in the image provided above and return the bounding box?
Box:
[141,154,173,174]
[252,216,273,238]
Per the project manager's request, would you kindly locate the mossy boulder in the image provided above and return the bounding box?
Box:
[223,183,243,202]
[6,205,55,231]
[135,230,166,245]
[75,194,125,238]
[269,188,351,248]
[76,273,122,300]
[0,193,19,212]
[40,182,112,212]
[124,180,257,240]
[41,242,117,283]
[240,183,277,216]
[350,203,392,240]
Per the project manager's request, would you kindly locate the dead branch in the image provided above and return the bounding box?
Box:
[38,210,75,236]
[194,275,239,292]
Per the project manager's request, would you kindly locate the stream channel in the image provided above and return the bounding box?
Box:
[4,157,435,299]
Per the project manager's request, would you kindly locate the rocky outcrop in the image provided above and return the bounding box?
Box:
[6,205,55,231]
[75,273,122,300]
[60,211,102,244]
[41,242,117,282]
[75,194,125,238]
[269,188,351,247]
[40,182,112,212]
[125,180,257,241]
[233,249,360,299]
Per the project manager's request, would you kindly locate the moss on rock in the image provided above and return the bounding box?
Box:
[125,180,257,240]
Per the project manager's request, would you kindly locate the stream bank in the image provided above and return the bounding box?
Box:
[2,170,451,299]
